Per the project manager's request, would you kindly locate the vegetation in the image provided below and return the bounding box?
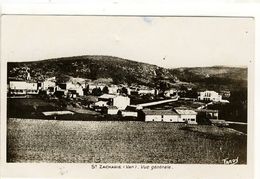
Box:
[7,119,246,163]
[7,56,249,164]
[208,88,247,123]
[8,55,173,87]
[7,55,247,91]
[170,66,247,91]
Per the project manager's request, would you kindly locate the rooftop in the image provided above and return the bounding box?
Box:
[195,109,218,113]
[99,94,117,99]
[142,110,178,115]
[99,94,128,99]
[175,109,197,115]
[106,106,118,109]
[199,90,218,93]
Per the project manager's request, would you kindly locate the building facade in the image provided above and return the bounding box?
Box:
[174,108,197,124]
[9,81,38,95]
[140,108,197,124]
[141,110,180,122]
[98,94,130,110]
[198,90,222,102]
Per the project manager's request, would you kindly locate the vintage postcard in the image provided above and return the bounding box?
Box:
[0,12,255,178]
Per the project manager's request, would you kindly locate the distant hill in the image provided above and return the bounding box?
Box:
[7,55,247,90]
[170,66,247,81]
[7,55,176,87]
[169,66,247,91]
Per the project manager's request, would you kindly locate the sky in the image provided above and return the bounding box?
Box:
[1,15,254,68]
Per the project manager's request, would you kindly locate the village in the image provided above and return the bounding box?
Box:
[4,14,251,168]
[7,70,232,126]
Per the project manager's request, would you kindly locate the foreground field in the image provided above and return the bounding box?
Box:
[7,118,246,164]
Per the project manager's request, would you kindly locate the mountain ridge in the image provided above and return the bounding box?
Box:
[8,55,247,90]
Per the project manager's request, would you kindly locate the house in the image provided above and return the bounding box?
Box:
[139,107,198,124]
[98,94,130,110]
[140,110,180,122]
[68,84,84,97]
[88,83,106,93]
[174,108,197,124]
[198,90,222,102]
[119,110,138,117]
[164,89,178,97]
[102,106,119,115]
[9,81,38,95]
[9,81,27,95]
[41,77,56,95]
[26,82,38,94]
[138,89,156,95]
[108,85,119,94]
[56,81,84,97]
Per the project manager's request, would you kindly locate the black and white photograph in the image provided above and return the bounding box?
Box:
[1,14,254,168]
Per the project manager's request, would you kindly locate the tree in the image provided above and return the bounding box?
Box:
[92,87,102,96]
[159,81,168,93]
[102,86,109,94]
[83,85,90,95]
[121,87,128,95]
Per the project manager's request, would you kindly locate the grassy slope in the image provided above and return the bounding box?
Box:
[8,56,247,89]
[169,66,247,91]
[7,118,246,164]
[8,55,171,86]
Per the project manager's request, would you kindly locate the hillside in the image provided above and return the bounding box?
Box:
[169,66,247,91]
[8,55,177,87]
[8,55,247,90]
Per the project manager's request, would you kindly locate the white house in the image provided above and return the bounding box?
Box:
[141,110,180,122]
[138,89,155,95]
[41,77,56,94]
[141,108,198,124]
[103,106,119,115]
[67,83,84,97]
[9,81,38,95]
[174,108,197,124]
[56,81,84,97]
[9,81,27,95]
[198,90,222,102]
[120,110,138,117]
[26,82,38,94]
[88,83,106,93]
[108,85,119,94]
[98,94,130,110]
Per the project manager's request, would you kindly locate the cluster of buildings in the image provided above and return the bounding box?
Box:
[92,93,211,125]
[8,76,161,98]
[93,93,198,124]
[8,74,227,125]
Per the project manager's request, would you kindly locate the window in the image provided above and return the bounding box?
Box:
[191,119,195,121]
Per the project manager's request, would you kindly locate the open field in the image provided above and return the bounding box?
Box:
[7,118,246,164]
[7,98,60,118]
